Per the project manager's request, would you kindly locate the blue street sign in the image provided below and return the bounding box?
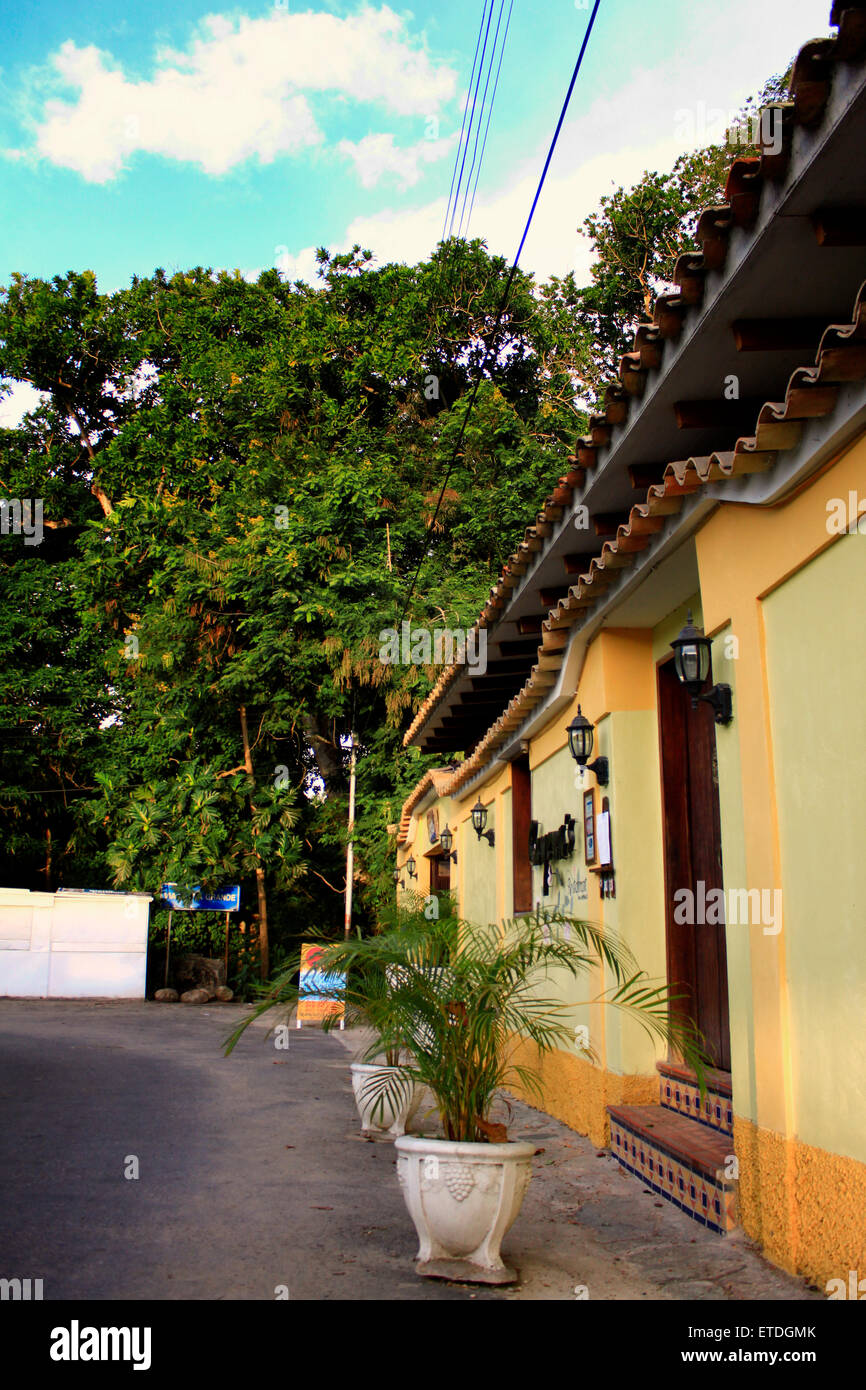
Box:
[160,884,241,912]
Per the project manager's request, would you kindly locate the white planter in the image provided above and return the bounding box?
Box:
[395,1135,535,1283]
[350,1062,423,1137]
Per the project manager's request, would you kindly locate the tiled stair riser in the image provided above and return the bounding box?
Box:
[609,1115,737,1235]
[658,1076,733,1136]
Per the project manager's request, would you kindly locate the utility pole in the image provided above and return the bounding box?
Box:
[344,731,357,938]
[239,703,269,979]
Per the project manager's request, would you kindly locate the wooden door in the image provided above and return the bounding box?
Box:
[511,756,533,913]
[657,657,731,1071]
[429,853,450,896]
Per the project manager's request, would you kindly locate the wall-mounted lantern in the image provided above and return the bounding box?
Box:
[406,856,417,879]
[439,825,458,863]
[566,705,609,785]
[670,612,733,725]
[470,797,495,847]
[393,868,405,889]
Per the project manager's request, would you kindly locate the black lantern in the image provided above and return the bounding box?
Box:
[406,855,417,879]
[392,868,405,889]
[671,611,710,696]
[439,824,457,863]
[470,797,495,847]
[566,705,609,785]
[670,611,733,725]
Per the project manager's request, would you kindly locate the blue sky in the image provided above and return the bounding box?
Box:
[0,0,832,317]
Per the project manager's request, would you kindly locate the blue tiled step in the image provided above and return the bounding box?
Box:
[657,1061,734,1136]
[608,1103,738,1235]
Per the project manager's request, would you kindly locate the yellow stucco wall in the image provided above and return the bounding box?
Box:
[736,1116,866,1286]
[507,1036,657,1148]
[762,533,866,1163]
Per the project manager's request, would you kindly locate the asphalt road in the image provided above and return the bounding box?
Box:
[0,999,493,1301]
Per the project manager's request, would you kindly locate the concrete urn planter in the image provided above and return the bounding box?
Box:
[394,1135,536,1283]
[349,1062,423,1137]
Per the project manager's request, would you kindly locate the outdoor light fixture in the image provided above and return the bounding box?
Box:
[439,824,457,863]
[670,612,733,725]
[470,797,495,847]
[406,856,417,879]
[393,868,405,889]
[566,705,609,785]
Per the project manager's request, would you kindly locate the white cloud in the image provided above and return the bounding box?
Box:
[21,7,456,183]
[0,380,47,428]
[337,132,454,189]
[273,244,324,283]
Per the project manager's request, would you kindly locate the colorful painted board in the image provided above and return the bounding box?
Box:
[297,943,346,1025]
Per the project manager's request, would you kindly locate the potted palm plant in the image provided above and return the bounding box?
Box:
[225,904,707,1284]
[343,960,425,1137]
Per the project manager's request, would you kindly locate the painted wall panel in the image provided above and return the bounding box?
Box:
[0,891,151,999]
[763,534,866,1162]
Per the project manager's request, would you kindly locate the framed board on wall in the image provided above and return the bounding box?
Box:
[426,808,439,843]
[583,788,596,865]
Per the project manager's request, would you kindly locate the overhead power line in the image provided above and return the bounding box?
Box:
[456,0,513,241]
[463,0,515,240]
[397,0,603,626]
[442,1,495,243]
[419,0,514,410]
[445,1,497,243]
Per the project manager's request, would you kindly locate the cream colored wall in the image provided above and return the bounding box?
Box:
[600,708,669,1077]
[450,762,512,926]
[762,533,866,1163]
[458,795,499,926]
[525,741,595,1057]
[709,624,756,1123]
[528,743,586,917]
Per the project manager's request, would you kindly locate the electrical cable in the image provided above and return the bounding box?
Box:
[396,0,602,627]
[456,0,509,241]
[442,0,494,243]
[464,0,514,238]
[446,0,496,242]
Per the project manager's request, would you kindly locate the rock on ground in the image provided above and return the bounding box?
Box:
[180,988,210,1005]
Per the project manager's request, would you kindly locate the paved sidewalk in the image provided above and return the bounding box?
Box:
[0,1001,818,1301]
[332,1027,818,1302]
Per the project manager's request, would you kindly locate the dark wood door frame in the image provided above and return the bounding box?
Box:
[657,655,731,1072]
[511,755,533,913]
[428,850,450,896]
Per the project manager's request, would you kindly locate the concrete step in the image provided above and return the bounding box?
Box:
[657,1060,734,1137]
[608,1103,738,1235]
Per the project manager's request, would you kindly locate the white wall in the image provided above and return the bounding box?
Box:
[0,889,152,998]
